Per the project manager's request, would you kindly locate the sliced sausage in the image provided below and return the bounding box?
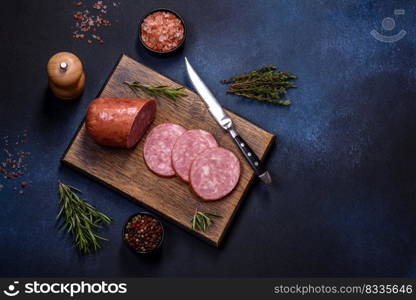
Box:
[190,147,240,201]
[143,123,186,177]
[86,97,156,148]
[172,129,218,182]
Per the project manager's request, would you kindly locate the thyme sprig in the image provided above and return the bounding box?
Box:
[221,65,296,105]
[57,182,111,254]
[124,81,188,101]
[191,209,223,232]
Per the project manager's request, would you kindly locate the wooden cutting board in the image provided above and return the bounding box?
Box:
[62,54,275,246]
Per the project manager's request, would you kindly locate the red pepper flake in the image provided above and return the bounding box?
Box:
[140,10,185,52]
[124,214,163,253]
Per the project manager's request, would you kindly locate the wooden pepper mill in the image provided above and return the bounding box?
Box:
[47,52,85,100]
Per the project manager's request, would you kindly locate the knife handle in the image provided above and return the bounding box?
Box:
[231,133,267,176]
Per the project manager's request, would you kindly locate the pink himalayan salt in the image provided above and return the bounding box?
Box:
[141,11,184,52]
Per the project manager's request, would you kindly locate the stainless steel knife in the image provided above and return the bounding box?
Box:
[184,57,272,184]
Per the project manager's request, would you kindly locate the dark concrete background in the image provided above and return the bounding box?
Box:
[0,0,415,277]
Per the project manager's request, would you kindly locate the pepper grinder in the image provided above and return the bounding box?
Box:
[47,52,85,100]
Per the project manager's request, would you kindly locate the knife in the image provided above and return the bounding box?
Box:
[184,57,272,184]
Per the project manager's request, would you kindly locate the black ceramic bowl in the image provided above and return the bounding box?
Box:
[138,8,186,56]
[122,212,164,255]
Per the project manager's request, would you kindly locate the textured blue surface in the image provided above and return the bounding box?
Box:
[1,0,416,277]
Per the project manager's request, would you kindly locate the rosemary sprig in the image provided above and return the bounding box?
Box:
[57,182,111,254]
[190,209,223,232]
[124,81,188,101]
[221,65,296,105]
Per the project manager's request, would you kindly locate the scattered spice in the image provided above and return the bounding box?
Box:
[0,132,30,194]
[57,182,112,254]
[71,0,120,44]
[140,10,185,52]
[221,65,297,105]
[191,209,223,232]
[124,213,163,253]
[124,81,188,101]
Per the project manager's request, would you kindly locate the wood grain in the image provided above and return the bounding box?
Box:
[62,54,275,246]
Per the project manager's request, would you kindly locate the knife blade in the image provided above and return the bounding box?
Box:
[184,57,272,184]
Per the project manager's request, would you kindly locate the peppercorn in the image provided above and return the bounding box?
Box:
[123,213,163,253]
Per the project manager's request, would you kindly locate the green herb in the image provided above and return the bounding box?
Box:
[124,81,188,101]
[190,209,223,232]
[221,65,296,105]
[57,182,111,254]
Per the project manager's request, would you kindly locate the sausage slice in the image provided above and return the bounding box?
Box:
[143,123,186,177]
[190,147,240,201]
[172,129,218,182]
[86,97,156,148]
